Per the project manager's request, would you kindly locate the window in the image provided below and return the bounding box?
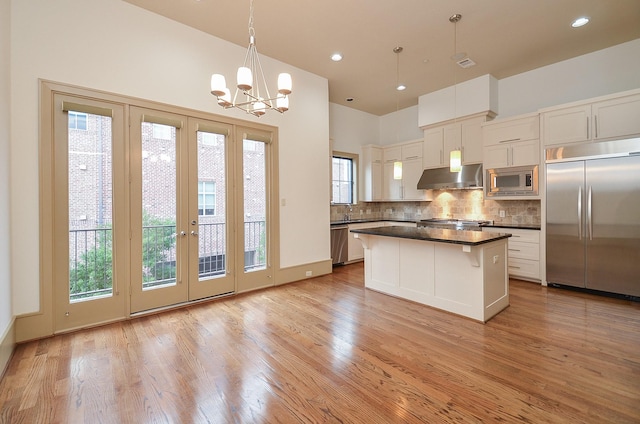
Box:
[198,181,216,215]
[68,111,87,130]
[152,123,173,140]
[332,152,357,204]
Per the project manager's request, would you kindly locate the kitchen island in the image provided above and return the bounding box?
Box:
[351,226,511,323]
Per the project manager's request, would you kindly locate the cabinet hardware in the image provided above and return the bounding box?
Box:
[594,115,598,138]
[498,138,521,143]
[586,116,589,139]
[508,248,521,252]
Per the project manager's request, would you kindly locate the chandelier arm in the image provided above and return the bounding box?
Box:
[254,52,273,107]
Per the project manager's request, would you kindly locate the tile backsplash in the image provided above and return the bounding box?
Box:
[331,190,540,225]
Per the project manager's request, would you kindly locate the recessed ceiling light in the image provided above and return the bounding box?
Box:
[396,84,406,91]
[331,53,343,62]
[572,17,590,28]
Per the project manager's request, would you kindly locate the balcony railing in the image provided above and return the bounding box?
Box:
[69,220,266,301]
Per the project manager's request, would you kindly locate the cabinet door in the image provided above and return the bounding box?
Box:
[484,145,510,168]
[402,158,424,200]
[511,139,540,167]
[402,142,423,161]
[360,146,382,202]
[593,94,640,140]
[483,115,539,146]
[461,118,483,164]
[543,105,590,146]
[370,161,383,200]
[383,145,402,162]
[383,161,402,200]
[423,128,444,168]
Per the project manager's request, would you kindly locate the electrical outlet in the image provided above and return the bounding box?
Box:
[305,271,312,277]
[499,210,505,218]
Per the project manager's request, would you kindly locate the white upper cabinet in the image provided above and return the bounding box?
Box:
[381,141,427,201]
[483,114,540,169]
[542,91,640,146]
[360,145,383,202]
[422,113,493,169]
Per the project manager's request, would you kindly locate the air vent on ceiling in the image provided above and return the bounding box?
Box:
[457,57,476,68]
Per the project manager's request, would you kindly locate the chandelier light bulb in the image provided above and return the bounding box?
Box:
[218,88,232,107]
[210,74,227,97]
[237,67,253,91]
[276,95,289,112]
[253,100,266,116]
[277,73,292,95]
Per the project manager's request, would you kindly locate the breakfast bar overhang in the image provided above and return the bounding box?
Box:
[351,226,512,323]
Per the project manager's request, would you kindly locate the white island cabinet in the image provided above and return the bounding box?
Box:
[352,226,510,323]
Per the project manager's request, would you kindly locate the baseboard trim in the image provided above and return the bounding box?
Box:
[0,317,16,380]
[275,259,333,286]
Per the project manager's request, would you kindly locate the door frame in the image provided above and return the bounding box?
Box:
[29,80,280,339]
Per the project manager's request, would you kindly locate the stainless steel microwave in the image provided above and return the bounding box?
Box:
[486,165,539,197]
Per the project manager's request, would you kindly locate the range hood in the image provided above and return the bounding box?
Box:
[417,163,483,190]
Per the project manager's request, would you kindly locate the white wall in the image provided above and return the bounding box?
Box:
[497,38,640,118]
[378,105,423,145]
[10,0,330,314]
[0,0,12,337]
[329,103,379,153]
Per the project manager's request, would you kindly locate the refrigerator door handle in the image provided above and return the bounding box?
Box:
[578,187,582,240]
[587,186,593,240]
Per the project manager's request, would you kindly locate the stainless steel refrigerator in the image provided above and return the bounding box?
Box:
[546,138,640,297]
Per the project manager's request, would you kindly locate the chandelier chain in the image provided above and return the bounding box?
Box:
[248,0,255,38]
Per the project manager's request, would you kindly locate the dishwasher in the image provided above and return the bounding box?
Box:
[330,225,348,265]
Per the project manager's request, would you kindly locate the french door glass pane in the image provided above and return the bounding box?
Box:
[68,112,113,302]
[141,123,177,290]
[243,138,267,272]
[197,131,226,280]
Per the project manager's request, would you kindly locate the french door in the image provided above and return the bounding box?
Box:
[51,91,276,330]
[53,95,127,332]
[236,128,274,293]
[129,108,236,313]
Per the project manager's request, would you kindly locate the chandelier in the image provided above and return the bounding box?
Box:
[210,0,292,117]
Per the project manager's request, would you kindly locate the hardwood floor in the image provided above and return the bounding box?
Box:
[1,263,639,423]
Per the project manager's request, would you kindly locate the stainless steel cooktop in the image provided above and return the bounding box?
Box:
[418,218,492,230]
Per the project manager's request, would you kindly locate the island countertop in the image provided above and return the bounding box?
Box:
[350,225,511,246]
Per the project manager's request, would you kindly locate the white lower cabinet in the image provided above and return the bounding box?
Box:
[482,227,540,281]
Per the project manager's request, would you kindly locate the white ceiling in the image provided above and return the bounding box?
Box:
[123,0,640,116]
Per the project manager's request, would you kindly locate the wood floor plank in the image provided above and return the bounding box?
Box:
[1,263,639,423]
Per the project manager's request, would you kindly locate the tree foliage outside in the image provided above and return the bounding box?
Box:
[69,212,176,300]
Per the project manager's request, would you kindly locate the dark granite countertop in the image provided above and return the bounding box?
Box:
[350,226,511,246]
[482,223,541,230]
[330,218,416,226]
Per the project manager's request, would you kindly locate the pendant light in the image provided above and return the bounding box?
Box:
[393,47,404,180]
[449,14,462,172]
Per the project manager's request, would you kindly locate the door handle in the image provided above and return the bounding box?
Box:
[179,231,186,237]
[577,187,582,240]
[191,231,198,236]
[587,186,593,241]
